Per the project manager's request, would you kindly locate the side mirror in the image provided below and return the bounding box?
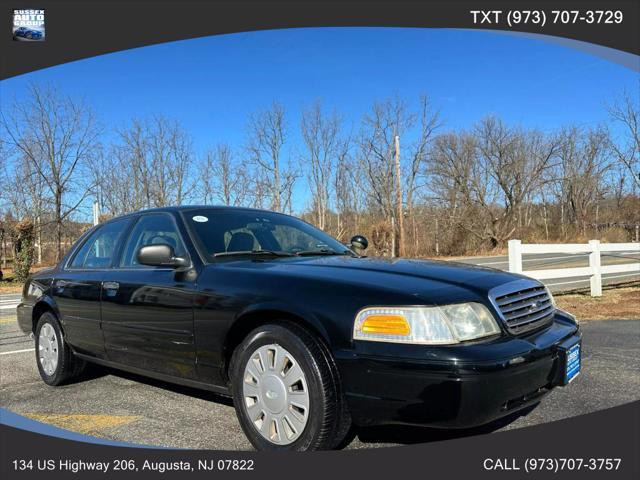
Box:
[350,235,369,251]
[137,244,190,269]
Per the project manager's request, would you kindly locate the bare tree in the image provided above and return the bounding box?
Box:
[555,126,611,235]
[201,144,249,206]
[429,132,493,245]
[332,136,357,239]
[428,118,561,248]
[608,87,640,190]
[1,84,101,260]
[246,102,297,212]
[475,117,561,234]
[95,116,195,216]
[5,153,49,262]
[301,101,343,230]
[357,97,416,255]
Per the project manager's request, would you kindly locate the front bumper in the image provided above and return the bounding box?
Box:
[335,312,580,428]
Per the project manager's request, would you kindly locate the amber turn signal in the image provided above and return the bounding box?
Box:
[360,314,411,336]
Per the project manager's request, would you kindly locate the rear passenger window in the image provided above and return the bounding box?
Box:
[69,218,130,269]
[120,214,187,267]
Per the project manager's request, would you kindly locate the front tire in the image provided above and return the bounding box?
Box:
[35,312,85,386]
[230,322,350,451]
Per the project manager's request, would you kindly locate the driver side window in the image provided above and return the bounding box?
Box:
[120,214,187,268]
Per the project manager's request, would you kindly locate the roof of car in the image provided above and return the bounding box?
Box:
[139,205,283,214]
[99,205,291,224]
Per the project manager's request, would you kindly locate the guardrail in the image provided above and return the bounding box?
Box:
[508,240,640,297]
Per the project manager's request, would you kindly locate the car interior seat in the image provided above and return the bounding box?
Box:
[227,232,255,252]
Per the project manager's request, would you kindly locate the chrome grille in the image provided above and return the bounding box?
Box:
[492,283,554,335]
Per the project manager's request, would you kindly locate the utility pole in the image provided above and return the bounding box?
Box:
[394,135,405,257]
[92,201,100,226]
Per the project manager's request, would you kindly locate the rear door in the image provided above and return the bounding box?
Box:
[53,218,132,358]
[101,213,198,379]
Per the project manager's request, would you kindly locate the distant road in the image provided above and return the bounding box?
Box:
[0,294,21,311]
[456,250,640,292]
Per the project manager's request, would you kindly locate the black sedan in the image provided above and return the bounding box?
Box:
[17,206,581,450]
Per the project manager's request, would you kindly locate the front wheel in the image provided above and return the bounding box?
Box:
[229,322,350,451]
[35,312,85,386]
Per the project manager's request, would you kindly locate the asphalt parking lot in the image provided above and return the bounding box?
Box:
[1,296,638,450]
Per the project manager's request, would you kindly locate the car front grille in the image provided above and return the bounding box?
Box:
[492,283,555,335]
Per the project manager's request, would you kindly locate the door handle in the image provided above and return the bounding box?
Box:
[102,281,119,290]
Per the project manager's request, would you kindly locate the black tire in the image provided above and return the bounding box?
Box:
[35,312,85,386]
[229,322,351,451]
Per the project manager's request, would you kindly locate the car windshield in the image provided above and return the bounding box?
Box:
[183,209,354,261]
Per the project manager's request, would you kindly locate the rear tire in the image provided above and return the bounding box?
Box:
[229,322,351,451]
[35,312,85,386]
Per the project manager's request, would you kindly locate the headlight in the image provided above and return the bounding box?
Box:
[353,303,501,345]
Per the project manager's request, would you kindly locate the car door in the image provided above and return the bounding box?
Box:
[100,213,197,379]
[52,218,132,358]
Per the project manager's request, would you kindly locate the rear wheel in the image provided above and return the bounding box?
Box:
[35,312,85,386]
[230,322,351,451]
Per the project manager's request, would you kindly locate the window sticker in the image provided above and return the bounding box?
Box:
[192,215,208,223]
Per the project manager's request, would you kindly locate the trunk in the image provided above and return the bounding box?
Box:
[543,203,549,241]
[434,217,440,256]
[393,135,404,257]
[37,220,42,264]
[273,166,281,212]
[55,189,63,262]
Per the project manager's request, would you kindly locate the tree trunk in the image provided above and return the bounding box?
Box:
[55,189,63,262]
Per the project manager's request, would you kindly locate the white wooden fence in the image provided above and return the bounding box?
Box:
[508,240,640,297]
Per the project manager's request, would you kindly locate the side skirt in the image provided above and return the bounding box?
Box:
[74,353,231,397]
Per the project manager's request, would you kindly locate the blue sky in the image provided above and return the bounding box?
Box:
[1,27,638,213]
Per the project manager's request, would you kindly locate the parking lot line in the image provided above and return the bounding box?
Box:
[0,348,34,356]
[22,413,140,435]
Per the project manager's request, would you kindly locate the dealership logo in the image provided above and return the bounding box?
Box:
[12,9,45,41]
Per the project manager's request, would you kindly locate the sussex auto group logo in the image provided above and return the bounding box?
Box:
[12,8,45,41]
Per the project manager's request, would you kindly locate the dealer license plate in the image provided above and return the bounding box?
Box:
[565,342,581,384]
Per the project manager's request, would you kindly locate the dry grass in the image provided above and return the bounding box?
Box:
[555,285,640,321]
[0,266,52,294]
[0,281,22,294]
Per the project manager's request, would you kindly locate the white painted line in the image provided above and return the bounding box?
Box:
[476,255,582,266]
[546,279,591,287]
[0,348,33,356]
[546,272,640,287]
[475,260,508,266]
[603,272,640,280]
[0,305,18,310]
[473,251,639,267]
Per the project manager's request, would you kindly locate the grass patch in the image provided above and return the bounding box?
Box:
[555,285,640,321]
[0,279,22,294]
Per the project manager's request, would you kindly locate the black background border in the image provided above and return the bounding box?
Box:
[1,401,639,479]
[1,0,639,80]
[1,1,639,478]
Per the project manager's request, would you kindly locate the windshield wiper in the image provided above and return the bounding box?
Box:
[294,249,353,257]
[213,250,296,258]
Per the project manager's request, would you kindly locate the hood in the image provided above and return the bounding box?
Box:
[218,255,532,303]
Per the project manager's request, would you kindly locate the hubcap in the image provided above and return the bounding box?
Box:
[38,323,59,376]
[242,343,309,445]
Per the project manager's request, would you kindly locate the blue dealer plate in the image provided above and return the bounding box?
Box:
[565,342,581,384]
